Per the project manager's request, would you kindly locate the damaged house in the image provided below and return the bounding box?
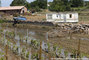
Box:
[46,12,78,23]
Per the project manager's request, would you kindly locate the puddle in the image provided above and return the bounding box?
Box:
[81,38,89,41]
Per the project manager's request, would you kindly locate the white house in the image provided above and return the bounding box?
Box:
[46,12,78,23]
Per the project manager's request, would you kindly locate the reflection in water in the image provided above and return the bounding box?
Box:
[1,27,89,59]
[15,28,46,41]
[61,49,65,58]
[29,31,35,35]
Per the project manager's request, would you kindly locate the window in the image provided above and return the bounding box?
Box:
[48,14,52,19]
[56,14,59,18]
[56,14,61,18]
[70,14,72,18]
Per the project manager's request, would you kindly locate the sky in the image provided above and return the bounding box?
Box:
[1,0,89,7]
[48,0,53,2]
[1,0,35,7]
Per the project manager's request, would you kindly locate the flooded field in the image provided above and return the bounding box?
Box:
[0,23,89,60]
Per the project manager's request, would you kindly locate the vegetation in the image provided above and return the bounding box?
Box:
[29,0,47,13]
[10,0,27,6]
[49,0,89,12]
[0,19,4,23]
[10,0,47,12]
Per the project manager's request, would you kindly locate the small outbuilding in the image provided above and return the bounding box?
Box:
[46,12,78,23]
[0,6,27,15]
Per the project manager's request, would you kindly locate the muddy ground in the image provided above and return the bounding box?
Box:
[0,23,89,59]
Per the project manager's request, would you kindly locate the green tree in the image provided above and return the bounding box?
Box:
[10,0,27,6]
[37,0,47,9]
[10,0,31,9]
[29,0,47,12]
[49,0,70,12]
[62,0,71,11]
[70,0,84,7]
[25,2,30,9]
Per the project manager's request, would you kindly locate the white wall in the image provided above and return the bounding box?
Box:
[46,13,78,23]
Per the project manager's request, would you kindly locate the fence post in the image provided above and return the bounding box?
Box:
[46,32,48,41]
[29,49,31,60]
[5,45,8,60]
[26,29,28,43]
[69,31,72,40]
[39,40,42,60]
[77,39,81,58]
[48,52,51,60]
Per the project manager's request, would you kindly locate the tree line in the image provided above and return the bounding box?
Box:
[10,0,89,12]
[10,0,47,12]
[49,0,89,12]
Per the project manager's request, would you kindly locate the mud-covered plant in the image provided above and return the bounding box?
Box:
[31,40,36,45]
[0,20,4,23]
[34,41,40,49]
[53,44,57,51]
[55,47,61,57]
[0,52,4,56]
[15,46,19,54]
[32,53,38,59]
[0,57,4,60]
[13,45,17,53]
[26,51,29,58]
[64,51,68,57]
[31,40,39,49]
[21,47,26,57]
[8,32,14,37]
[72,50,77,58]
[47,43,50,52]
[0,30,3,33]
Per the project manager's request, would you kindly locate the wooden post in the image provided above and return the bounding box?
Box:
[27,29,28,37]
[29,49,31,60]
[46,32,48,41]
[77,39,81,58]
[15,28,17,37]
[5,45,8,60]
[69,30,72,40]
[19,57,21,60]
[48,52,51,60]
[26,29,28,43]
[39,41,42,60]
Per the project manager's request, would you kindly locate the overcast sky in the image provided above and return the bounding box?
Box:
[1,0,89,7]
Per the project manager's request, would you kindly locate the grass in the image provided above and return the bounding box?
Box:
[79,16,89,24]
[71,6,88,11]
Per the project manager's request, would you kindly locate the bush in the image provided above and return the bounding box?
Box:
[0,20,4,23]
[13,13,20,17]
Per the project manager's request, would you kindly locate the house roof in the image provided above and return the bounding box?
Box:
[0,6,25,10]
[46,12,78,14]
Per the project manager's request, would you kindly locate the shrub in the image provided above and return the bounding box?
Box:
[13,13,20,17]
[0,19,4,23]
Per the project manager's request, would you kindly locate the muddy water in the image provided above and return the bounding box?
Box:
[16,28,47,41]
[1,23,89,58]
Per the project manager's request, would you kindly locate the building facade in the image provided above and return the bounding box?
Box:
[0,6,27,15]
[46,12,78,23]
